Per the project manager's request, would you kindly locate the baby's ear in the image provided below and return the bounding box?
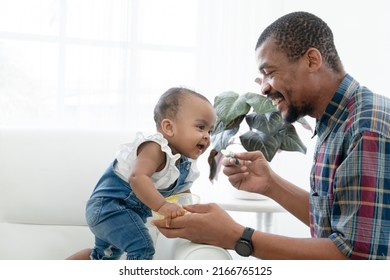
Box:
[160,119,174,136]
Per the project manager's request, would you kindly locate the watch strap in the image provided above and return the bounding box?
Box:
[234,227,255,257]
[241,227,255,242]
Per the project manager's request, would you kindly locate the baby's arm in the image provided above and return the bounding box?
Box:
[128,141,185,225]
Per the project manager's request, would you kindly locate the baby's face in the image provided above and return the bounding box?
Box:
[169,95,216,159]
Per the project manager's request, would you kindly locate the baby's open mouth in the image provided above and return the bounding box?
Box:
[197,144,205,151]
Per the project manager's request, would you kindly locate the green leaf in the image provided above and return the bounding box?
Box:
[210,119,226,136]
[210,115,244,138]
[278,124,307,153]
[240,130,280,161]
[210,115,244,152]
[243,92,277,115]
[296,117,313,133]
[245,111,283,134]
[211,125,240,152]
[214,91,251,125]
[224,114,246,130]
[208,90,310,181]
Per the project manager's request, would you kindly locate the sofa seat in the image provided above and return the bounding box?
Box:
[0,128,231,260]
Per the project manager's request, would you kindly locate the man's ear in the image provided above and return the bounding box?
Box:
[161,119,174,136]
[306,48,322,72]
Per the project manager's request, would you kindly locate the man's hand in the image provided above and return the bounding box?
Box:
[222,151,273,196]
[153,203,244,249]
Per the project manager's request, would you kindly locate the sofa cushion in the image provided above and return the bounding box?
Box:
[0,223,94,259]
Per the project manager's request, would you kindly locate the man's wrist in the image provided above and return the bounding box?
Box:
[234,227,255,257]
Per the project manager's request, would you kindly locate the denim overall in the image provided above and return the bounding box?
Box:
[85,158,192,260]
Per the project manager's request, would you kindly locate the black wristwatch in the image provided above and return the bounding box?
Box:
[234,227,254,257]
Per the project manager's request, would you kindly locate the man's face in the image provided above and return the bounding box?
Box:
[254,38,313,123]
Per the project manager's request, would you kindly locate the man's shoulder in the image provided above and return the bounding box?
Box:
[347,88,390,137]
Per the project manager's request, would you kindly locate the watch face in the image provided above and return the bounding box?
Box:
[235,240,252,257]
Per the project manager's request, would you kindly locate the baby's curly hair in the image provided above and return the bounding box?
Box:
[153,87,210,129]
[256,11,342,73]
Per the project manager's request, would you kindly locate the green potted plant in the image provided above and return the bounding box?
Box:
[208,91,312,181]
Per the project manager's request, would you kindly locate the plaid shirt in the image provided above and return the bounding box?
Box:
[309,74,390,259]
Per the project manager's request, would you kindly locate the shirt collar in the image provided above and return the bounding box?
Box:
[314,74,358,139]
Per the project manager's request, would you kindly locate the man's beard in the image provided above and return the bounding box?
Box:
[268,91,312,123]
[284,103,312,123]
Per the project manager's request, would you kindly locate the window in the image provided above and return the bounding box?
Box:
[0,0,200,130]
[1,0,389,130]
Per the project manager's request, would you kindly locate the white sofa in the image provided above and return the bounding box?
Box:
[0,128,231,260]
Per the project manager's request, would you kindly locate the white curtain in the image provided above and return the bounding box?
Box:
[1,0,389,131]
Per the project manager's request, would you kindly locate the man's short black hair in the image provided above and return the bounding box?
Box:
[256,11,342,73]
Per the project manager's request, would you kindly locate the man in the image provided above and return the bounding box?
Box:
[153,11,390,259]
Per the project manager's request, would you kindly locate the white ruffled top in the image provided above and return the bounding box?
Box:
[114,132,199,191]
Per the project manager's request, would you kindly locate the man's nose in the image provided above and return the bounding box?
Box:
[255,77,271,96]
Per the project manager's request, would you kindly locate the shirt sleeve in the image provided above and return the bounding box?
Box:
[329,130,390,259]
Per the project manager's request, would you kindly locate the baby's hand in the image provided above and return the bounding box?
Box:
[157,202,186,227]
